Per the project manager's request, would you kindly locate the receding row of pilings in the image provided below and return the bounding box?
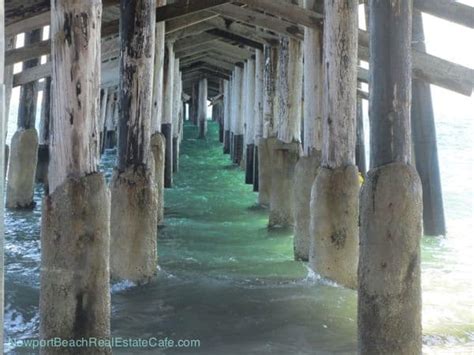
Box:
[0,0,451,354]
[0,0,191,353]
[211,0,445,353]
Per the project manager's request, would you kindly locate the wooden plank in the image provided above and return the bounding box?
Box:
[174,32,219,52]
[240,0,323,28]
[6,38,50,66]
[211,3,304,40]
[175,40,253,59]
[181,57,235,71]
[165,10,218,34]
[207,17,279,44]
[156,0,231,22]
[414,0,474,28]
[205,28,264,50]
[166,20,216,42]
[358,30,474,96]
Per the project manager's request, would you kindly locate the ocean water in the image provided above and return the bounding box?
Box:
[3,118,473,354]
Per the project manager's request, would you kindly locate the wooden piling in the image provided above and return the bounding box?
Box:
[110,0,158,283]
[17,29,41,130]
[0,0,6,349]
[231,66,244,164]
[223,79,231,154]
[6,29,41,209]
[268,34,303,228]
[245,59,256,184]
[162,41,175,187]
[36,76,50,184]
[257,45,279,206]
[309,0,359,288]
[172,58,181,170]
[41,1,110,351]
[294,0,323,261]
[359,0,422,353]
[198,77,208,138]
[411,10,446,236]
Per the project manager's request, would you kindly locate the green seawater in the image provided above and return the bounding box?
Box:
[4,121,473,354]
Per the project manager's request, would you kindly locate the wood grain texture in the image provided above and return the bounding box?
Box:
[117,0,156,170]
[48,0,102,193]
[322,0,358,168]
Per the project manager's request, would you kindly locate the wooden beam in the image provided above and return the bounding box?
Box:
[156,0,231,22]
[358,30,474,96]
[181,56,235,71]
[13,59,119,88]
[166,20,216,42]
[205,28,264,50]
[165,10,219,34]
[240,0,323,28]
[175,40,253,59]
[207,17,279,44]
[182,62,232,76]
[211,3,304,40]
[414,0,474,28]
[174,33,219,53]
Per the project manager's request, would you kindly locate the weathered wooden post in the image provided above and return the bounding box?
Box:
[40,0,111,352]
[172,58,181,169]
[162,41,175,187]
[268,35,303,227]
[6,29,41,209]
[358,0,422,353]
[309,0,359,288]
[223,79,231,154]
[232,67,244,164]
[110,0,158,283]
[3,36,13,179]
[36,76,51,185]
[104,92,118,149]
[253,49,264,192]
[198,77,208,138]
[257,45,278,206]
[0,0,6,349]
[355,94,366,176]
[245,59,256,184]
[98,88,109,155]
[150,0,166,225]
[294,0,323,261]
[241,61,248,168]
[411,10,446,236]
[190,81,198,126]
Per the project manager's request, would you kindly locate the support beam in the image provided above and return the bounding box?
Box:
[212,3,304,40]
[293,0,323,262]
[40,0,110,350]
[110,0,158,283]
[231,66,244,164]
[0,0,5,350]
[310,0,359,289]
[257,45,278,206]
[241,0,323,28]
[162,42,175,188]
[414,0,474,28]
[244,59,256,184]
[268,33,303,228]
[156,0,231,22]
[411,11,446,236]
[205,28,263,50]
[6,29,41,209]
[198,77,208,138]
[359,0,422,353]
[223,79,231,154]
[151,0,166,227]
